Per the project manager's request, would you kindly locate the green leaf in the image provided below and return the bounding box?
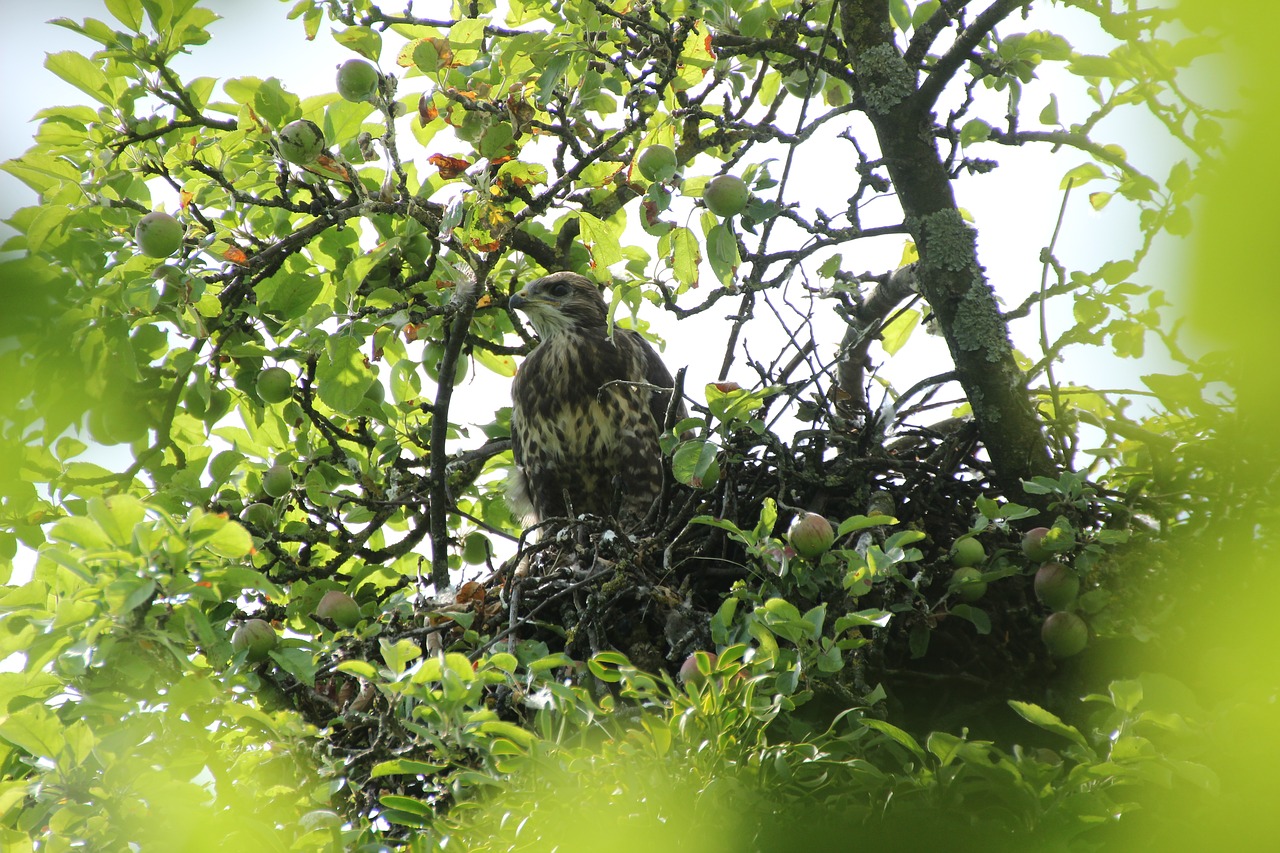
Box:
[379,794,433,816]
[409,38,449,74]
[1165,205,1193,236]
[587,656,622,683]
[672,439,719,487]
[526,653,575,673]
[474,347,516,377]
[1141,372,1204,411]
[50,516,113,551]
[204,520,253,559]
[673,21,715,91]
[1099,259,1136,284]
[1039,94,1059,125]
[1068,54,1124,79]
[817,640,844,672]
[1060,162,1105,189]
[105,0,144,30]
[371,759,447,778]
[1109,679,1144,713]
[336,659,379,679]
[1007,700,1090,749]
[762,597,802,623]
[1167,159,1192,193]
[253,77,301,126]
[689,515,750,541]
[862,718,927,762]
[706,222,739,286]
[577,212,622,270]
[380,638,423,674]
[753,497,778,541]
[318,336,374,415]
[269,647,318,686]
[671,226,701,290]
[879,308,920,355]
[833,609,894,631]
[496,159,547,188]
[1,152,82,194]
[89,494,146,545]
[890,0,911,32]
[0,704,64,761]
[333,26,382,61]
[949,604,992,635]
[536,53,573,106]
[911,1,941,30]
[959,119,991,147]
[836,515,896,536]
[44,52,110,104]
[449,18,486,65]
[477,720,538,747]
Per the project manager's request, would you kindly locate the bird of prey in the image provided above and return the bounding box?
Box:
[506,271,682,529]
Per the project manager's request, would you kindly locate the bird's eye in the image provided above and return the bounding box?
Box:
[548,281,570,297]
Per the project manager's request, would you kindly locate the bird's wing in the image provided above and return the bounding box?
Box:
[619,329,685,431]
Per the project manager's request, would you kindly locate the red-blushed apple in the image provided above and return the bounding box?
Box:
[788,511,835,559]
[1041,611,1088,658]
[232,619,278,662]
[1034,562,1080,611]
[316,590,361,628]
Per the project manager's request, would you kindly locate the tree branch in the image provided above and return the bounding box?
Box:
[916,0,1030,111]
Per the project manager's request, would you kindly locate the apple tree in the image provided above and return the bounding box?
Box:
[0,0,1259,849]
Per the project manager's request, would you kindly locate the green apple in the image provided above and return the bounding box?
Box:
[135,211,183,258]
[256,366,293,404]
[949,537,987,567]
[950,567,988,602]
[262,463,294,498]
[239,502,276,529]
[703,174,749,217]
[336,58,380,103]
[279,119,325,165]
[637,144,678,181]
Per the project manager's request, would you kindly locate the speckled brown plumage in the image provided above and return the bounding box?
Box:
[506,272,681,528]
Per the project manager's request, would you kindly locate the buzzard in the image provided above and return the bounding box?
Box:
[506,272,682,529]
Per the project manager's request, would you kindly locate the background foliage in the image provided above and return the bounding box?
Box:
[0,0,1273,850]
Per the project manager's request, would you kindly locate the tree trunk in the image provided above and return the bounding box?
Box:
[839,0,1055,495]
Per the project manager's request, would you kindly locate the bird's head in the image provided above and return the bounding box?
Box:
[509,271,609,338]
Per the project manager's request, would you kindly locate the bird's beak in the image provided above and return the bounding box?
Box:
[510,286,552,311]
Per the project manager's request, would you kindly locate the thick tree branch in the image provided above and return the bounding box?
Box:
[840,0,1054,495]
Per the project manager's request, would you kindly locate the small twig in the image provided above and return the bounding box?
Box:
[1039,180,1074,464]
